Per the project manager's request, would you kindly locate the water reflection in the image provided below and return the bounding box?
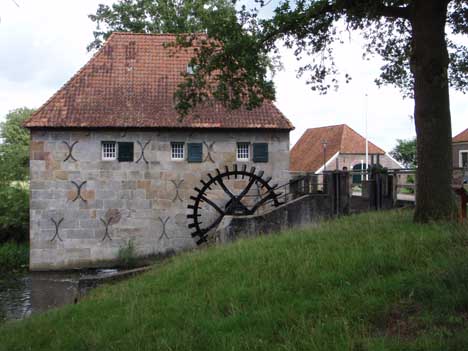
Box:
[0,269,119,323]
[0,275,33,321]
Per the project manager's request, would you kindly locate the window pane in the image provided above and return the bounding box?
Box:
[462,152,468,167]
[237,143,249,160]
[171,142,185,160]
[102,142,116,160]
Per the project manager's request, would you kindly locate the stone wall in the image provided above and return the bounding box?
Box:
[333,153,402,171]
[29,129,290,270]
[453,142,468,168]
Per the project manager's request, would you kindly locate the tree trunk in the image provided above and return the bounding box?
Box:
[411,0,456,222]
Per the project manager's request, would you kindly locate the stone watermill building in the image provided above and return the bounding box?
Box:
[24,33,293,270]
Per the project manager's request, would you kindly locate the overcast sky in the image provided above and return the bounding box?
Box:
[0,0,466,151]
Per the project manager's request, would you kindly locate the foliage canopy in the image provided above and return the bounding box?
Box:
[165,0,468,113]
[0,107,33,184]
[88,0,237,51]
[91,0,467,221]
[390,137,417,168]
[89,1,467,112]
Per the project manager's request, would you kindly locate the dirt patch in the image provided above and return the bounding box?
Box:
[384,301,424,340]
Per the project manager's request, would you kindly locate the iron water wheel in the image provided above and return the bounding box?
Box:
[187,165,282,244]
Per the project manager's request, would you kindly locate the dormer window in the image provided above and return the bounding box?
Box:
[186,64,196,75]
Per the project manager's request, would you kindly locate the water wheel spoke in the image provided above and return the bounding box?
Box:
[216,176,236,200]
[189,165,281,245]
[201,214,225,235]
[200,194,225,215]
[236,177,257,202]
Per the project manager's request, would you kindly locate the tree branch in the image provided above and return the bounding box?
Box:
[374,3,411,20]
[260,2,334,46]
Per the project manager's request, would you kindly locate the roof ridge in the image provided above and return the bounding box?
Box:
[305,123,345,131]
[111,32,207,37]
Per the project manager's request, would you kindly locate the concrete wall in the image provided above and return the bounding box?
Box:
[213,194,332,243]
[213,172,352,243]
[29,129,290,270]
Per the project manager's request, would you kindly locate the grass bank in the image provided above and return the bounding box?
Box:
[1,210,468,350]
[0,242,28,273]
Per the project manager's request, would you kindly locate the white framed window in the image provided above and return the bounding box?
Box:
[102,141,117,160]
[186,64,195,75]
[460,150,468,168]
[237,142,250,161]
[171,142,185,160]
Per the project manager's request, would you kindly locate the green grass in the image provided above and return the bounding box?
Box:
[0,242,28,272]
[2,210,468,350]
[399,187,415,195]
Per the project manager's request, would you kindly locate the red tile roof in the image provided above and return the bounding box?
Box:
[290,124,385,172]
[453,128,468,143]
[24,33,293,130]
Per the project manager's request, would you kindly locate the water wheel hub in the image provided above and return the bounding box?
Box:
[187,165,282,244]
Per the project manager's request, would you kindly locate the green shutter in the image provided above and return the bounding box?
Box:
[118,142,134,162]
[253,143,268,163]
[188,143,203,163]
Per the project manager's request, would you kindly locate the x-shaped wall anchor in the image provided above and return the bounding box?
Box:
[71,181,87,202]
[136,140,150,164]
[171,180,184,202]
[100,217,114,241]
[158,217,170,241]
[62,141,78,162]
[50,217,64,242]
[203,141,215,163]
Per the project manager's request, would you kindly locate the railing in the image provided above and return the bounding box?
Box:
[247,168,465,215]
[251,173,327,212]
[346,168,417,200]
[288,174,328,197]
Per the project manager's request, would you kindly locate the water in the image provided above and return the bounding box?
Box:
[0,269,119,323]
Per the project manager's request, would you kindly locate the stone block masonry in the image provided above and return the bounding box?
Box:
[29,129,290,270]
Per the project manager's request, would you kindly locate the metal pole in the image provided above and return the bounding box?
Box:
[323,146,326,171]
[322,139,328,172]
[361,159,364,182]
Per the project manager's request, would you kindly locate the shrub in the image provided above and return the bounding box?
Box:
[0,242,29,272]
[117,240,137,268]
[0,185,29,243]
